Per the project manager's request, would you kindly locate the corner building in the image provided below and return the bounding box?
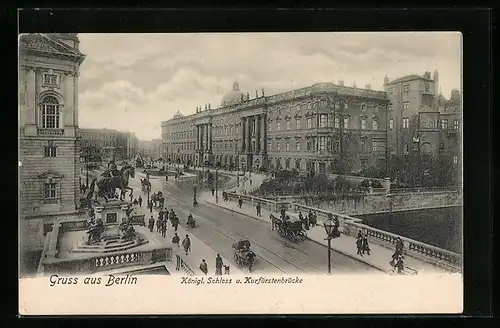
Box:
[162,81,389,174]
[19,33,86,252]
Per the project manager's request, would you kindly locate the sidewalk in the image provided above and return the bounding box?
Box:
[131,193,243,277]
[204,196,448,275]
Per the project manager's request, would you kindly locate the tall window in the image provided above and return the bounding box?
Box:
[334,117,340,128]
[403,84,410,93]
[343,117,349,128]
[404,144,409,154]
[44,182,57,199]
[286,119,290,130]
[439,143,445,151]
[388,104,394,111]
[319,114,328,128]
[453,120,459,129]
[361,119,366,129]
[277,121,281,131]
[296,141,300,151]
[306,141,312,151]
[440,119,448,129]
[41,95,60,129]
[389,119,394,130]
[277,141,281,151]
[334,102,340,110]
[296,119,301,129]
[307,118,312,129]
[453,156,458,164]
[373,141,385,151]
[44,146,56,157]
[361,140,366,152]
[403,101,409,110]
[344,102,348,109]
[373,120,379,130]
[402,118,409,128]
[268,123,272,132]
[319,137,326,150]
[268,141,272,151]
[285,142,290,151]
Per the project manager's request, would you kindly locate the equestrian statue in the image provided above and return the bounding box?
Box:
[86,160,136,203]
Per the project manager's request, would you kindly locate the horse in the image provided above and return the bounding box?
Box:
[96,166,136,202]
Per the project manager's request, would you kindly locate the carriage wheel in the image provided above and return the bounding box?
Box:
[298,230,307,242]
[288,231,299,243]
[278,227,286,238]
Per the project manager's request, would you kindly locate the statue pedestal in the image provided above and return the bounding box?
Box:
[94,200,128,227]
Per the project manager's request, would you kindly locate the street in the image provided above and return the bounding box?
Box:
[128,172,377,274]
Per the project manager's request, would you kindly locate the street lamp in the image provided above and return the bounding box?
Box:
[146,171,150,206]
[323,215,336,275]
[236,149,240,187]
[193,184,197,205]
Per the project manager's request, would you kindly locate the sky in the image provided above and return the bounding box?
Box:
[77,32,461,141]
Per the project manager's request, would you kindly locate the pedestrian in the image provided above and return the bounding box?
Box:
[224,265,230,275]
[356,236,363,256]
[148,215,154,233]
[138,196,142,207]
[172,233,180,247]
[199,259,208,275]
[211,187,215,196]
[249,179,252,186]
[156,215,162,232]
[395,255,404,274]
[133,198,138,206]
[298,211,303,222]
[182,234,191,255]
[238,197,243,209]
[149,201,153,213]
[256,203,261,217]
[215,254,223,276]
[362,235,371,255]
[161,219,167,238]
[172,215,179,232]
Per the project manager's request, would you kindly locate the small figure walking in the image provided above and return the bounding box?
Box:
[138,196,142,207]
[172,233,180,247]
[356,236,363,256]
[395,255,404,274]
[148,215,154,233]
[215,254,223,276]
[362,234,371,255]
[182,234,191,255]
[224,265,230,275]
[199,259,208,275]
[161,219,167,238]
[256,203,261,217]
[238,196,243,209]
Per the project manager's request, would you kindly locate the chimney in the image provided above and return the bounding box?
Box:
[365,84,371,90]
[338,80,344,86]
[384,75,389,85]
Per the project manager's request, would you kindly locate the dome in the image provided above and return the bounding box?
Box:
[221,80,244,107]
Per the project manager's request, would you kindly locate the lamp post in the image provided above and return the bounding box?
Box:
[323,216,336,274]
[193,184,197,204]
[215,167,219,203]
[236,149,240,187]
[146,171,150,206]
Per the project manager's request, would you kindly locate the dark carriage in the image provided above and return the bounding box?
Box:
[232,239,256,272]
[270,214,307,243]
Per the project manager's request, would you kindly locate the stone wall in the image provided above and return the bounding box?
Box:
[269,190,462,215]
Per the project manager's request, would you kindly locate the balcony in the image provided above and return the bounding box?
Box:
[38,128,65,136]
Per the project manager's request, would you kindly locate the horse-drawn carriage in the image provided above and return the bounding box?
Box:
[232,239,256,272]
[270,214,308,243]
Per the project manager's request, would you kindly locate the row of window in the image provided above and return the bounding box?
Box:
[270,115,379,131]
[267,139,385,152]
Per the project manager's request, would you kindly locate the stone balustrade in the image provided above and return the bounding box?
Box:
[175,254,195,276]
[224,191,461,272]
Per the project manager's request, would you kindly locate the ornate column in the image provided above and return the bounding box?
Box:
[205,124,209,150]
[196,125,199,150]
[256,115,260,152]
[241,117,246,152]
[208,123,212,151]
[246,117,251,153]
[26,68,36,125]
[260,114,266,153]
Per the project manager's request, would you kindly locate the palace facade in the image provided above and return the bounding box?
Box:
[162,80,390,174]
[19,33,86,252]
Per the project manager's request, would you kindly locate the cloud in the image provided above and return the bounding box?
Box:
[77,32,461,140]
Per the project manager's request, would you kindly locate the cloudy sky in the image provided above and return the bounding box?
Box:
[78,32,461,141]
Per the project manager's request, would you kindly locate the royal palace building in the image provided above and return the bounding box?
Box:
[19,33,86,253]
[162,80,391,175]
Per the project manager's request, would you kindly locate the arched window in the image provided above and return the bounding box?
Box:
[41,95,61,129]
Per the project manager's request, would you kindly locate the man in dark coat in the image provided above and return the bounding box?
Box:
[356,237,363,256]
[138,196,142,207]
[161,218,167,238]
[182,234,191,255]
[199,259,208,275]
[215,254,223,275]
[256,203,262,217]
[362,234,370,255]
[172,233,180,247]
[148,215,155,233]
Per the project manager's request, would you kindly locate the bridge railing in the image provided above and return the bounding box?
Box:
[390,186,462,194]
[223,191,461,272]
[343,220,462,272]
[175,254,195,276]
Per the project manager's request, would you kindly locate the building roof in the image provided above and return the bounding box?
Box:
[19,33,86,63]
[173,111,184,119]
[385,74,433,85]
[221,80,244,107]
